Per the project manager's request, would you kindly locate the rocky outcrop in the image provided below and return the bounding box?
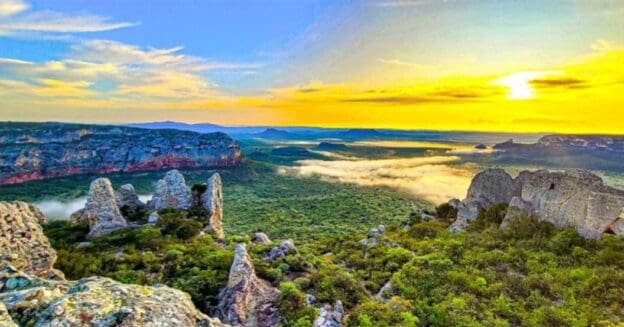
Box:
[115,184,144,211]
[0,122,242,185]
[359,225,386,247]
[218,244,280,326]
[0,265,227,327]
[71,178,128,238]
[148,211,160,225]
[501,169,624,239]
[313,301,343,327]
[449,169,524,232]
[201,173,225,239]
[148,170,194,210]
[252,232,272,245]
[452,168,624,239]
[266,240,297,261]
[0,201,63,279]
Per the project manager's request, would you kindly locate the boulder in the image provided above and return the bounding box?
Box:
[201,173,225,239]
[71,178,128,238]
[610,218,624,237]
[115,183,144,211]
[252,232,272,245]
[218,244,280,326]
[0,201,63,279]
[359,225,386,247]
[266,240,297,261]
[313,301,344,327]
[0,265,226,327]
[147,211,160,225]
[148,170,194,210]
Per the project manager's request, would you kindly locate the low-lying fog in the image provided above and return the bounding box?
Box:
[280,155,475,204]
[36,195,151,220]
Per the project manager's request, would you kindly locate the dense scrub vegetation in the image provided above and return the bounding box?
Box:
[44,203,624,326]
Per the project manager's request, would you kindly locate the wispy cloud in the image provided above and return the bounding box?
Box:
[378,58,430,70]
[0,0,27,17]
[0,0,136,36]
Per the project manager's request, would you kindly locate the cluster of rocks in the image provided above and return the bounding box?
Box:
[448,168,624,239]
[313,301,344,327]
[0,200,227,326]
[217,244,280,326]
[266,239,297,261]
[359,225,386,247]
[70,169,225,239]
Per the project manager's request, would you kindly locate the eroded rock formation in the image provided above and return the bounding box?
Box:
[218,244,280,326]
[452,168,624,239]
[115,183,144,211]
[71,178,128,238]
[202,173,225,239]
[0,122,241,185]
[252,232,272,245]
[148,170,194,210]
[0,201,63,279]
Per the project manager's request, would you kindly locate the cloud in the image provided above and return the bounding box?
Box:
[378,58,429,70]
[36,195,151,220]
[530,77,588,89]
[0,0,27,17]
[0,1,136,36]
[280,155,473,204]
[591,39,617,52]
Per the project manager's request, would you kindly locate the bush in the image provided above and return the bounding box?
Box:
[435,203,458,222]
[470,203,509,231]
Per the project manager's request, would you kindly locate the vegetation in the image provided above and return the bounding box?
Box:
[43,202,624,326]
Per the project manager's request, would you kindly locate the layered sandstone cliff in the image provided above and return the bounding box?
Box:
[0,122,241,185]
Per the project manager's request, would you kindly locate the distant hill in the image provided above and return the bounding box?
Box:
[127,121,267,135]
[337,129,385,139]
[254,128,301,139]
[315,142,349,151]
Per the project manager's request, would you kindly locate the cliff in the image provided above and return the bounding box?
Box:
[0,122,242,185]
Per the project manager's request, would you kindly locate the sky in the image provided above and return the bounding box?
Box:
[0,0,623,133]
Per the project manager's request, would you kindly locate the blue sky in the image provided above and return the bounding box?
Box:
[0,0,623,132]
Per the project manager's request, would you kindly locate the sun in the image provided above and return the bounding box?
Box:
[494,71,554,100]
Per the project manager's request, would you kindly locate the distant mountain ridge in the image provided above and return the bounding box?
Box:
[0,122,242,185]
[494,134,624,153]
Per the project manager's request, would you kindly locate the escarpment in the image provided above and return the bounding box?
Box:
[0,122,242,185]
[449,168,624,239]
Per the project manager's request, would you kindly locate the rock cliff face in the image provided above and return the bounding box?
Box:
[71,178,128,238]
[148,170,194,210]
[0,201,63,279]
[452,168,624,239]
[201,173,225,239]
[218,244,280,326]
[0,122,241,185]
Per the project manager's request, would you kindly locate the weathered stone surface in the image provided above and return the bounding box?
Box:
[611,218,624,237]
[0,122,242,185]
[0,201,63,279]
[267,240,297,261]
[148,170,194,210]
[511,169,624,239]
[148,211,160,225]
[0,302,16,327]
[218,244,280,326]
[71,178,128,238]
[456,168,624,239]
[313,301,343,327]
[115,183,144,211]
[450,168,523,232]
[201,173,225,239]
[252,232,272,245]
[0,265,227,327]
